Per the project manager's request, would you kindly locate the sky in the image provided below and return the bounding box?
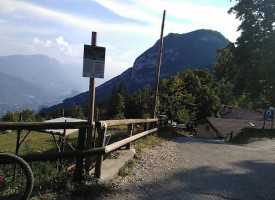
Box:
[0,0,241,90]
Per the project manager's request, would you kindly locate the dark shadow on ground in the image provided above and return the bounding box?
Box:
[106,160,275,200]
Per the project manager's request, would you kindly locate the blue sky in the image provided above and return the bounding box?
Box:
[0,0,240,89]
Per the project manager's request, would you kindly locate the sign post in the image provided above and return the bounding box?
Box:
[83,32,106,171]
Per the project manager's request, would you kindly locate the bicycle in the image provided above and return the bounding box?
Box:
[0,153,34,200]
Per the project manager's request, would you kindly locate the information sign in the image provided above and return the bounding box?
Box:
[82,45,105,78]
[264,109,274,121]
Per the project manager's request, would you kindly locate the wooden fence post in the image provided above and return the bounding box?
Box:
[95,122,106,179]
[126,124,133,149]
[57,128,66,172]
[145,123,149,131]
[74,127,86,182]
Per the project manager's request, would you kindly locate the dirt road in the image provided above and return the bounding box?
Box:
[99,137,275,200]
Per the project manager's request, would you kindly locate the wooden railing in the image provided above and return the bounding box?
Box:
[0,118,158,181]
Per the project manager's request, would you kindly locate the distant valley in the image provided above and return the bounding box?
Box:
[0,54,84,116]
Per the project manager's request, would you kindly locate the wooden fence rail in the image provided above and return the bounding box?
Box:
[0,118,158,182]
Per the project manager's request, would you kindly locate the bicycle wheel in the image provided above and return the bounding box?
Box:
[0,153,34,200]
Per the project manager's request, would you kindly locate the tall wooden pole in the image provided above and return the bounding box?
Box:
[88,32,97,124]
[152,10,166,118]
[85,32,97,171]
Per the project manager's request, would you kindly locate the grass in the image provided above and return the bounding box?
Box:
[230,128,275,143]
[0,130,80,199]
[118,159,136,177]
[0,130,79,154]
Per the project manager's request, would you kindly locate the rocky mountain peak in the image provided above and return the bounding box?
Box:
[40,29,230,113]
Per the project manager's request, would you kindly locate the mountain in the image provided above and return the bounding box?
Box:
[0,71,48,116]
[0,54,82,96]
[40,29,230,113]
[0,54,82,116]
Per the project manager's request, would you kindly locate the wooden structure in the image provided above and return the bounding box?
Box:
[0,118,158,181]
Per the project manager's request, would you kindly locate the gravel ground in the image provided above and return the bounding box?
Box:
[98,136,275,200]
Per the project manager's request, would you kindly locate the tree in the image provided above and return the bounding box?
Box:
[226,0,275,107]
[107,82,128,119]
[21,109,36,122]
[182,69,221,120]
[1,109,35,122]
[159,69,221,123]
[159,74,195,123]
[70,104,85,119]
[1,111,18,122]
[126,85,154,119]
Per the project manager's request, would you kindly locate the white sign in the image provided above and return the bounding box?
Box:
[82,45,105,78]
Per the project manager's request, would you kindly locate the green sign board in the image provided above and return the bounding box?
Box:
[82,45,106,78]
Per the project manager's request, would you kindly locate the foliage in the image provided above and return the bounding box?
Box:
[1,111,20,122]
[107,82,128,119]
[21,109,36,122]
[70,104,85,119]
[126,85,154,119]
[159,69,221,123]
[1,109,36,122]
[214,0,275,109]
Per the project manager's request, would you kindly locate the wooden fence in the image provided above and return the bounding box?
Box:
[0,118,158,181]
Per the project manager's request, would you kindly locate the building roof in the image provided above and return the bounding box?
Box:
[221,106,263,121]
[205,117,269,138]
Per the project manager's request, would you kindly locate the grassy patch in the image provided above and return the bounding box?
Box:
[106,150,120,159]
[230,128,275,143]
[118,159,136,177]
[0,131,79,154]
[134,134,165,157]
[30,170,110,200]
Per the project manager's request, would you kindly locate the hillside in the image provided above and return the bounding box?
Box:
[0,54,82,96]
[41,29,230,113]
[0,55,82,116]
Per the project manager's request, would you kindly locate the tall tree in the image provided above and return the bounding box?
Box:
[126,85,154,119]
[159,69,221,123]
[107,82,128,119]
[227,0,275,106]
[21,109,36,122]
[70,104,85,119]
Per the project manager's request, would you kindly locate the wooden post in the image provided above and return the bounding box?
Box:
[152,10,166,118]
[126,124,133,149]
[19,112,23,122]
[74,127,86,182]
[85,32,97,171]
[87,32,97,125]
[58,127,66,172]
[145,123,149,131]
[15,130,21,156]
[95,122,106,179]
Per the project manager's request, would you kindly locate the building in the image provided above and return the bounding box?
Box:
[196,117,269,139]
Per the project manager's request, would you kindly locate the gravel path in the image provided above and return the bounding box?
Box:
[99,136,275,200]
